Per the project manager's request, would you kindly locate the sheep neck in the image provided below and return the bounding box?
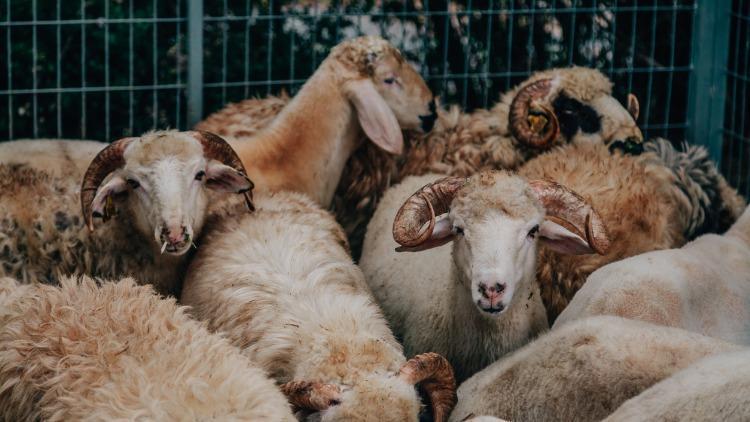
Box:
[232,64,362,206]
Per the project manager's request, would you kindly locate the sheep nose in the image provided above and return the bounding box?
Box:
[161,225,188,245]
[478,282,506,300]
[419,98,437,132]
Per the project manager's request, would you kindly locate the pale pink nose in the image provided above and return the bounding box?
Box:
[161,226,188,245]
[478,282,506,304]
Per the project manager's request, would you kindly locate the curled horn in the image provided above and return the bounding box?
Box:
[398,353,457,422]
[627,93,640,121]
[280,380,342,412]
[188,130,255,212]
[392,176,466,247]
[80,137,137,232]
[528,179,611,254]
[509,78,560,149]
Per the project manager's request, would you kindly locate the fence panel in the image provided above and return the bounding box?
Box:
[3,0,741,167]
[723,0,750,196]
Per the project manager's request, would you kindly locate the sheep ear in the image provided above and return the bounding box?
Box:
[627,93,640,121]
[396,217,454,252]
[205,160,254,194]
[90,175,128,223]
[346,79,404,155]
[538,220,595,255]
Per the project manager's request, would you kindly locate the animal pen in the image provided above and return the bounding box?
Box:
[1,0,749,195]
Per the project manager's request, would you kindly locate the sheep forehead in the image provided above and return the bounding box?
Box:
[123,130,204,166]
[451,171,543,222]
[330,36,402,75]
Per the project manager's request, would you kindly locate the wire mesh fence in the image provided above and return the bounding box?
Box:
[724,0,750,196]
[0,0,747,194]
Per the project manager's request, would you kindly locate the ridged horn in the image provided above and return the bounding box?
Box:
[189,130,255,211]
[80,137,137,231]
[398,353,457,422]
[509,78,560,149]
[392,176,466,247]
[528,179,611,255]
[280,380,342,412]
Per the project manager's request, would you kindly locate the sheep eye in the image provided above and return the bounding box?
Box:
[384,77,396,85]
[195,170,206,181]
[528,225,540,238]
[126,179,140,189]
[453,226,464,235]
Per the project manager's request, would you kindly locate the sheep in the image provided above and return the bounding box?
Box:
[335,68,643,256]
[0,130,254,296]
[554,204,750,344]
[180,191,457,421]
[604,349,750,422]
[448,316,739,422]
[0,275,295,421]
[196,36,437,207]
[359,140,731,381]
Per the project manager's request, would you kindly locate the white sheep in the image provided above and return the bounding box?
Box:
[604,349,750,421]
[0,130,253,295]
[448,316,739,422]
[0,138,106,179]
[0,275,295,421]
[197,36,437,207]
[360,141,730,381]
[181,191,457,421]
[555,205,750,344]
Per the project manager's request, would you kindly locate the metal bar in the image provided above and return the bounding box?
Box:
[663,1,679,138]
[32,0,37,138]
[6,0,12,139]
[129,0,134,135]
[175,0,182,130]
[462,0,473,108]
[221,0,227,105]
[643,3,658,128]
[81,0,86,138]
[105,0,110,140]
[482,0,494,108]
[687,0,732,163]
[153,0,158,128]
[735,3,750,188]
[56,0,61,137]
[266,0,274,95]
[186,0,203,127]
[0,17,186,26]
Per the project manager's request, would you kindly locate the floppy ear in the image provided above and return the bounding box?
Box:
[345,78,404,155]
[90,175,128,223]
[627,93,640,121]
[396,217,455,252]
[204,160,254,194]
[538,219,595,255]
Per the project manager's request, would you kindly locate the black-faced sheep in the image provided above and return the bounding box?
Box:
[0,275,295,421]
[0,130,253,295]
[181,192,456,421]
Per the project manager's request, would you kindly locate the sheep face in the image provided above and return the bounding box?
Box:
[333,36,436,155]
[393,171,609,319]
[449,174,544,317]
[85,131,253,255]
[507,68,643,150]
[313,375,421,422]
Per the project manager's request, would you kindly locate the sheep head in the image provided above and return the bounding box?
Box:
[281,353,456,422]
[506,67,642,149]
[330,36,436,155]
[392,171,610,317]
[80,130,254,255]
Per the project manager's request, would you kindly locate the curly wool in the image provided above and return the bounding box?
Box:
[0,276,294,421]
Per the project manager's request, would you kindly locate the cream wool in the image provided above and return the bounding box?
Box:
[0,276,294,421]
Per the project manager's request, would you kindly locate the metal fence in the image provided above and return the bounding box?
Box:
[0,0,748,194]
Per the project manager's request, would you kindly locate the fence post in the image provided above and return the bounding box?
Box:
[687,0,731,165]
[187,0,203,127]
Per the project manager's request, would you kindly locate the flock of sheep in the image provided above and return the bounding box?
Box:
[0,35,747,421]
